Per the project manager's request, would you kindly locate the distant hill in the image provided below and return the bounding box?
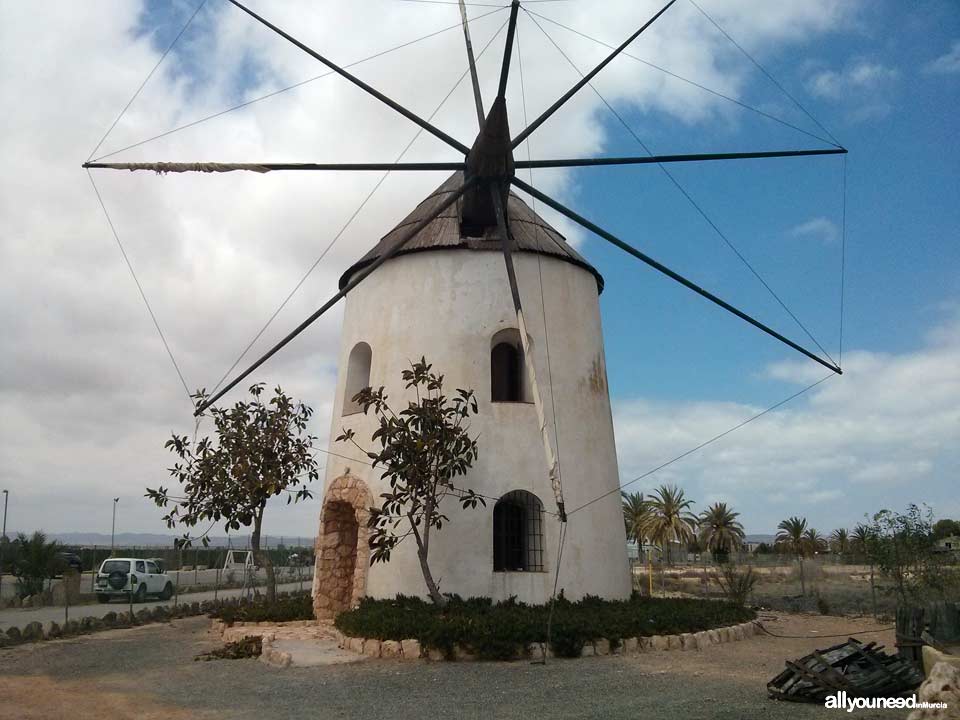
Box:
[744,534,776,544]
[35,532,314,549]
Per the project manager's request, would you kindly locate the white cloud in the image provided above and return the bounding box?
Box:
[787,216,839,244]
[613,311,960,534]
[924,40,960,75]
[807,60,898,99]
[0,1,862,536]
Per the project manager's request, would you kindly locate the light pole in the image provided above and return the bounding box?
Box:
[110,498,119,555]
[0,490,8,597]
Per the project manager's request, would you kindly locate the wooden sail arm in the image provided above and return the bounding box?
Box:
[512,0,677,149]
[82,161,466,174]
[458,0,486,129]
[490,183,566,521]
[193,177,476,415]
[224,0,470,156]
[511,176,842,376]
[515,147,847,169]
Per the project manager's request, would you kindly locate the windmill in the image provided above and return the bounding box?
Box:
[84,0,845,607]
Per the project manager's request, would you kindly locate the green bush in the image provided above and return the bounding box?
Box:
[210,591,313,625]
[335,592,754,660]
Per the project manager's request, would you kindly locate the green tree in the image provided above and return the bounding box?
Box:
[147,384,319,602]
[11,531,64,599]
[622,491,649,549]
[932,518,960,541]
[339,358,484,607]
[851,524,872,557]
[698,502,745,563]
[641,484,696,565]
[868,504,957,604]
[804,528,828,555]
[776,516,809,595]
[830,528,850,558]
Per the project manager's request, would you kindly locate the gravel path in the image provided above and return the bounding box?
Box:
[0,613,908,720]
[0,581,308,630]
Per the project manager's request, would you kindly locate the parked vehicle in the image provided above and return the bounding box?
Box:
[95,558,174,603]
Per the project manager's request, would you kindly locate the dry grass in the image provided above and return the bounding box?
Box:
[632,561,906,618]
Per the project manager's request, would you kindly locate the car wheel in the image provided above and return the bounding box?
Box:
[97,595,111,604]
[160,582,173,601]
[134,584,147,603]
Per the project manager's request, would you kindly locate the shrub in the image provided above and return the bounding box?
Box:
[195,636,262,661]
[711,564,759,607]
[335,592,754,660]
[209,591,313,625]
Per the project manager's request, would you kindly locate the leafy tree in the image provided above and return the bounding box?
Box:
[754,542,774,555]
[147,384,319,602]
[338,358,484,607]
[932,518,960,541]
[11,531,64,599]
[867,504,958,604]
[830,528,850,558]
[698,502,745,563]
[640,484,696,565]
[776,516,808,595]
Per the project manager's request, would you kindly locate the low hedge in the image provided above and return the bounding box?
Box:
[335,592,755,660]
[210,591,313,625]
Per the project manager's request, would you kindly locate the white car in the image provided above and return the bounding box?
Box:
[95,558,174,603]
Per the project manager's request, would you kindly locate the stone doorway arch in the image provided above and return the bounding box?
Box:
[313,472,372,619]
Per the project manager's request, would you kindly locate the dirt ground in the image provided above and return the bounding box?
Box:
[0,613,908,719]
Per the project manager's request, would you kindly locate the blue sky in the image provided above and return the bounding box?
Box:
[1,0,957,538]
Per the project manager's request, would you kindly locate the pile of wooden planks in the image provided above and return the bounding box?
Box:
[767,638,925,702]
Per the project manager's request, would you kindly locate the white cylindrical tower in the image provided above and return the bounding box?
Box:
[313,172,629,617]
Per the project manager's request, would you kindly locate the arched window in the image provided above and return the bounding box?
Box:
[493,490,544,572]
[490,329,530,403]
[342,342,372,415]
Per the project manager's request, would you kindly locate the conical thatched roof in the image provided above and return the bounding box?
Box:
[339,171,604,293]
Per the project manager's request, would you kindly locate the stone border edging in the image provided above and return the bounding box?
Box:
[215,618,760,665]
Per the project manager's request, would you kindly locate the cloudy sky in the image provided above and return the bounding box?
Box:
[1,0,957,541]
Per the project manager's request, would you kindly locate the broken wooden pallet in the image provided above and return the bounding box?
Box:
[768,638,925,703]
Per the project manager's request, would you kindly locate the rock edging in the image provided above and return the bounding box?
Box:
[333,620,759,661]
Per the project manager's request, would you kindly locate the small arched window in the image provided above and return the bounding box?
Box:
[343,342,372,415]
[491,329,529,403]
[493,490,544,572]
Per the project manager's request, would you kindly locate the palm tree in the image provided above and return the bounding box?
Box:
[851,524,872,558]
[830,528,850,558]
[698,502,745,563]
[803,528,827,555]
[622,491,649,550]
[776,516,808,595]
[641,484,697,565]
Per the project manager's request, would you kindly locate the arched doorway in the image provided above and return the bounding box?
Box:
[313,473,372,619]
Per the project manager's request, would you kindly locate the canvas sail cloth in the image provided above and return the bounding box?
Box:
[340,171,606,518]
